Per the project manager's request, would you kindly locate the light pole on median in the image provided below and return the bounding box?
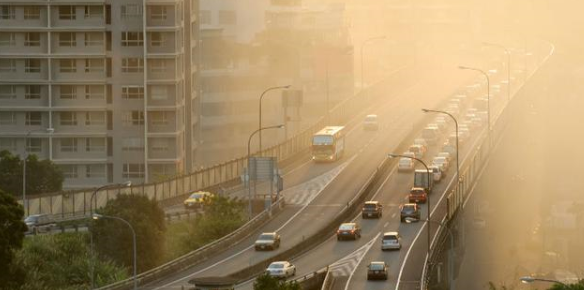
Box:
[22,127,54,216]
[422,109,459,182]
[92,213,137,290]
[458,66,491,145]
[520,276,568,287]
[247,125,285,220]
[258,85,290,154]
[89,181,132,290]
[388,153,431,255]
[483,42,511,102]
[360,36,386,91]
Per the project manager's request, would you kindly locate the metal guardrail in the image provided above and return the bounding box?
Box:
[96,198,286,290]
[23,67,414,219]
[320,269,334,290]
[293,267,328,290]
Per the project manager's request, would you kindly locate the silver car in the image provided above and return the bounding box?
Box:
[266,261,296,278]
[381,232,401,250]
[24,214,56,234]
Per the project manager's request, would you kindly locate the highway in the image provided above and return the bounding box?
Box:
[142,60,488,289]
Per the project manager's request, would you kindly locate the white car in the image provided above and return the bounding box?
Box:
[429,166,442,182]
[432,156,449,172]
[266,261,296,278]
[414,138,428,148]
[363,114,379,131]
[438,152,451,163]
[381,232,402,250]
[398,158,415,172]
[402,151,415,159]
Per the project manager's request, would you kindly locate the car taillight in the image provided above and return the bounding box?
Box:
[350,230,355,233]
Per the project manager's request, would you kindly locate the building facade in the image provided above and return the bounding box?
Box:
[0,0,200,189]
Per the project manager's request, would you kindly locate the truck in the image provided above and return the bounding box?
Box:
[414,169,433,193]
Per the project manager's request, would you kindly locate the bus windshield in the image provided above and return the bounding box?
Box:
[312,135,334,145]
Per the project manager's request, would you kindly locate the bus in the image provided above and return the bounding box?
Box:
[312,126,345,162]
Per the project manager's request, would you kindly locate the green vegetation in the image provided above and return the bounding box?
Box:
[15,233,127,290]
[0,189,27,290]
[489,280,584,290]
[0,150,64,197]
[253,273,301,290]
[92,194,166,273]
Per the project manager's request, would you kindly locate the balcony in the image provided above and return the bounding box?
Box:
[0,58,49,82]
[52,58,106,82]
[50,6,106,29]
[148,137,178,160]
[51,32,106,56]
[146,5,180,28]
[146,31,178,55]
[0,7,49,28]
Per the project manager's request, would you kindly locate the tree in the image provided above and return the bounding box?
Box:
[0,150,64,197]
[15,233,127,290]
[92,194,166,273]
[0,189,27,290]
[253,273,301,290]
[548,280,584,290]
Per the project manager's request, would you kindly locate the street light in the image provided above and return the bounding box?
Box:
[360,36,386,90]
[520,276,568,287]
[92,213,138,290]
[258,85,291,153]
[458,65,491,144]
[388,153,432,255]
[22,127,54,215]
[406,217,455,290]
[422,109,459,182]
[247,125,285,219]
[483,42,511,102]
[89,181,132,289]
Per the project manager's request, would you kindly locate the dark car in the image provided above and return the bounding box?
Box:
[24,214,56,234]
[367,261,388,280]
[408,187,427,204]
[362,201,383,218]
[337,223,361,240]
[255,232,281,251]
[400,203,421,222]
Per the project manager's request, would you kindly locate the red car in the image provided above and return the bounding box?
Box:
[408,187,427,204]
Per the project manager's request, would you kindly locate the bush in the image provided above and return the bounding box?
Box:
[0,189,27,290]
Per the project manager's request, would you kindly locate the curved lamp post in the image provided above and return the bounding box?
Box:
[520,276,568,287]
[360,36,386,90]
[422,109,459,182]
[23,127,54,215]
[483,42,511,102]
[247,125,284,219]
[258,85,290,153]
[458,65,491,144]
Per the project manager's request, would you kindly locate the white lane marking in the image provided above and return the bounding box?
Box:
[330,233,380,277]
[343,233,381,290]
[384,222,390,228]
[391,213,397,219]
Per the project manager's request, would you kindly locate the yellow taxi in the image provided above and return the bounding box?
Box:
[183,191,213,209]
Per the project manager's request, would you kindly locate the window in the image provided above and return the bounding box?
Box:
[85,85,104,99]
[24,32,41,47]
[122,138,144,151]
[121,4,142,19]
[150,6,167,20]
[84,58,104,73]
[24,6,41,20]
[150,59,167,73]
[85,112,104,125]
[121,32,143,46]
[151,138,169,152]
[0,112,16,125]
[151,111,168,125]
[60,85,77,99]
[0,59,15,73]
[25,59,41,73]
[122,86,144,99]
[86,164,105,178]
[26,138,42,153]
[59,32,76,47]
[151,86,168,100]
[150,32,165,47]
[60,165,78,178]
[218,10,236,25]
[25,112,42,126]
[25,85,41,99]
[84,6,103,19]
[123,163,145,178]
[200,10,211,24]
[124,111,144,125]
[0,6,15,20]
[60,138,77,152]
[0,85,15,99]
[121,58,143,73]
[0,33,15,46]
[0,138,16,151]
[59,6,76,20]
[59,59,76,73]
[84,32,103,46]
[86,138,105,152]
[60,112,77,125]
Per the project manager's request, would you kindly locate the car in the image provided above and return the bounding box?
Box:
[367,261,388,280]
[183,191,212,209]
[438,152,452,163]
[414,138,428,148]
[363,114,379,131]
[397,157,414,172]
[266,261,296,278]
[408,144,426,158]
[255,232,281,251]
[402,151,415,159]
[442,142,457,156]
[400,203,421,222]
[337,222,361,240]
[381,232,401,250]
[432,156,449,171]
[429,166,442,182]
[24,214,56,235]
[422,126,440,145]
[362,201,383,218]
[448,133,464,146]
[408,187,427,204]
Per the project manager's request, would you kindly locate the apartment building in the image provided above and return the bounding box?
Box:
[0,0,200,189]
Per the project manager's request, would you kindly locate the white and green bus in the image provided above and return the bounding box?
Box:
[312,126,346,162]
